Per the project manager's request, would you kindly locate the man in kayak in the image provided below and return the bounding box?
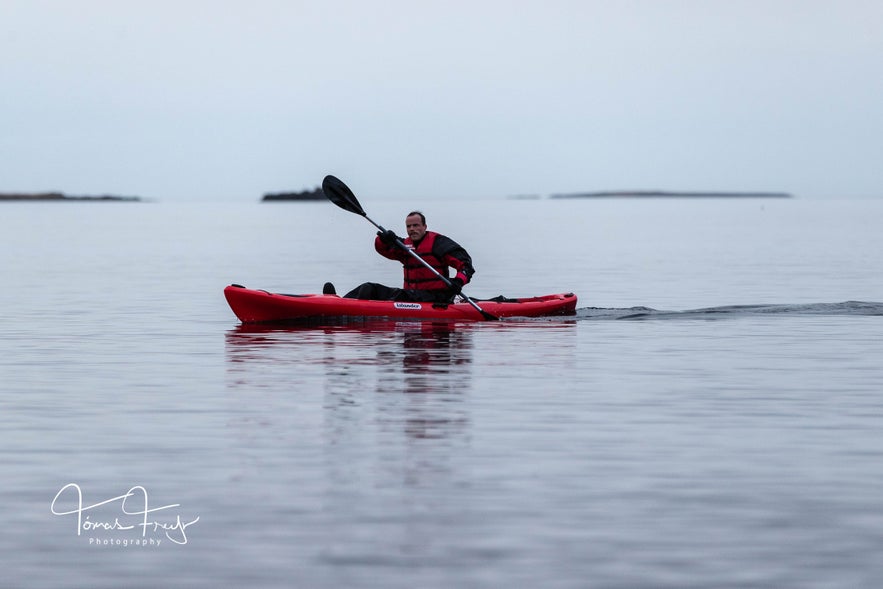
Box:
[335,211,475,303]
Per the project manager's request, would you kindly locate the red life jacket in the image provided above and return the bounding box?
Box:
[401,231,451,290]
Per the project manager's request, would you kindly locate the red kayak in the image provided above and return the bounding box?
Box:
[224,284,578,323]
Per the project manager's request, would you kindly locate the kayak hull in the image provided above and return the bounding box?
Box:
[224,284,578,323]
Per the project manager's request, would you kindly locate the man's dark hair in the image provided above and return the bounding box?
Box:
[407,211,426,225]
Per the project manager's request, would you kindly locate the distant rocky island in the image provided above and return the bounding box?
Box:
[262,187,325,201]
[0,192,141,202]
[549,191,793,199]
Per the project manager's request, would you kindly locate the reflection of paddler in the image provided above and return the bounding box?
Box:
[392,323,472,440]
[400,322,471,375]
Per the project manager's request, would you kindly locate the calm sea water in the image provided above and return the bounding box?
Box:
[2,197,882,588]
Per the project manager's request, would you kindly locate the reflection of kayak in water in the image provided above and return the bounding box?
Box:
[224,284,578,323]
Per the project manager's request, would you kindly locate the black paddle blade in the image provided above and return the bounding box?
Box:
[322,175,366,216]
[481,310,500,321]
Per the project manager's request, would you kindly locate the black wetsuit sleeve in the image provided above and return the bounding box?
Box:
[433,234,475,282]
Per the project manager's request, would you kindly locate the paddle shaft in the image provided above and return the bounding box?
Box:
[365,215,497,320]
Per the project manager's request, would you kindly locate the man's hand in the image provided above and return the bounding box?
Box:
[377,229,400,246]
[449,277,464,294]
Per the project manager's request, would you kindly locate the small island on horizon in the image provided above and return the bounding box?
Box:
[262,187,325,201]
[1,192,141,202]
[548,190,793,199]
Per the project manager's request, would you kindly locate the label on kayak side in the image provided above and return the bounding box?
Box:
[394,302,422,310]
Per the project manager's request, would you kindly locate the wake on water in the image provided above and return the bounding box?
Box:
[571,301,883,321]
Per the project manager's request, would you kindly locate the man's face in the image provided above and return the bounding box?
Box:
[405,214,427,242]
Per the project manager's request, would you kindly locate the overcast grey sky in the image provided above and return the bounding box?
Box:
[2,0,881,200]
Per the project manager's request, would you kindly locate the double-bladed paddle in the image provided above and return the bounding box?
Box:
[322,174,498,321]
